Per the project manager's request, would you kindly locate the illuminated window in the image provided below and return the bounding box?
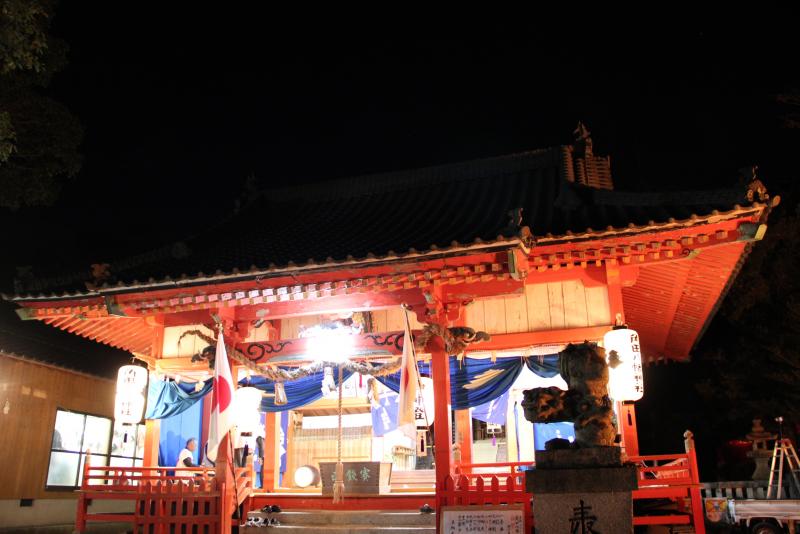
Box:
[46,409,145,489]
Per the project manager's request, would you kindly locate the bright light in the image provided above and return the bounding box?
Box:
[603,328,644,402]
[304,327,355,363]
[114,365,148,424]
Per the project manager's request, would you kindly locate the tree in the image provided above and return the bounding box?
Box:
[0,0,82,209]
[692,204,800,442]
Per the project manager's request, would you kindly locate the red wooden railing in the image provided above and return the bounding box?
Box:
[75,463,252,533]
[448,432,706,534]
[135,479,223,534]
[438,474,533,532]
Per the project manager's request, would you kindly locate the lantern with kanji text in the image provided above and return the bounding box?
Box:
[114,365,148,424]
[603,326,644,402]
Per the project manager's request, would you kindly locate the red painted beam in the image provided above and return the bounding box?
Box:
[467,326,611,352]
[240,326,613,365]
[240,330,407,364]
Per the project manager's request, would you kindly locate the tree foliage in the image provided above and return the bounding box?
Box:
[0,0,82,209]
[694,204,800,434]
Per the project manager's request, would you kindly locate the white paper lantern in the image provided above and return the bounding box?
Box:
[234,387,263,436]
[603,327,644,401]
[114,365,148,424]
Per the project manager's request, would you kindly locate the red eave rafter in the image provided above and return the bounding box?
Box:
[623,241,749,361]
[526,215,757,272]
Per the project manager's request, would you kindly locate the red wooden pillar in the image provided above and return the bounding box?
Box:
[450,308,472,470]
[454,410,473,468]
[143,316,165,467]
[262,412,279,491]
[605,262,626,326]
[428,333,453,486]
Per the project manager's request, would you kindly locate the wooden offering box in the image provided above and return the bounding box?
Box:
[319,461,392,495]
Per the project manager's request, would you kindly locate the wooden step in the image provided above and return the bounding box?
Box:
[248,510,436,528]
[242,527,436,534]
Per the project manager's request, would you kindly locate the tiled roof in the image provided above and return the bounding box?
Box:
[0,300,131,378]
[11,133,761,298]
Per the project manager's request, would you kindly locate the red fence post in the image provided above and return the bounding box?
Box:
[75,492,86,533]
[684,430,706,534]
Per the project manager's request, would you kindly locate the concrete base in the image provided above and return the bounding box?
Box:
[0,498,133,530]
[533,491,632,534]
[527,448,637,534]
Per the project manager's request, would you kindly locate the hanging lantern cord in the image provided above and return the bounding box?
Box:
[332,363,345,503]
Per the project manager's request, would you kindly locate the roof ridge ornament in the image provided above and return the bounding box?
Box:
[740,165,769,203]
[86,263,113,291]
[573,121,593,158]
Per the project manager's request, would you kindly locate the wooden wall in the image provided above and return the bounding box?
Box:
[0,354,115,499]
[465,280,611,335]
[279,308,424,339]
[278,282,607,338]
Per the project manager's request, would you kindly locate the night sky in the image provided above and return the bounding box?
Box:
[1,13,799,470]
[1,15,797,289]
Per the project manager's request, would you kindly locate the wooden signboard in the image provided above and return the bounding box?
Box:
[318,461,392,495]
[440,504,525,534]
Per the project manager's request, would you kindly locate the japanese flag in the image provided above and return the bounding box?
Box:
[397,309,419,442]
[206,332,235,462]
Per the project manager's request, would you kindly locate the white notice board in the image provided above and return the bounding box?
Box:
[440,505,525,534]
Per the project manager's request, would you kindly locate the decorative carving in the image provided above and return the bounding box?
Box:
[741,165,769,203]
[521,343,617,448]
[415,323,491,355]
[365,333,404,352]
[178,328,402,381]
[502,207,525,236]
[244,341,293,361]
[85,263,114,290]
[573,121,593,158]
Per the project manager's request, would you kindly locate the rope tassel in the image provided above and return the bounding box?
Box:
[332,364,345,504]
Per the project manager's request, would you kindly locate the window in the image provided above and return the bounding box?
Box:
[46,409,145,490]
[109,420,146,468]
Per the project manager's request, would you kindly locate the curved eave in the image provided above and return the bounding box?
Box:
[7,200,771,304]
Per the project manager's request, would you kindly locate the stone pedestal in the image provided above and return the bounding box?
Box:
[746,419,777,481]
[527,447,637,534]
[749,451,773,480]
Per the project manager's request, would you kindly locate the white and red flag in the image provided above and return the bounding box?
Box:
[206,331,235,462]
[396,309,419,442]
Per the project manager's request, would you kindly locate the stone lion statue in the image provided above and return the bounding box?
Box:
[521,343,617,448]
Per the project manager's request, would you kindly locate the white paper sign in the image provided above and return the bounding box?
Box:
[440,505,525,534]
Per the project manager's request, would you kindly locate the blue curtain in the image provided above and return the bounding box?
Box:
[240,369,355,412]
[451,357,524,409]
[157,397,204,468]
[525,354,560,378]
[144,353,560,419]
[377,354,559,410]
[145,378,212,420]
[471,390,509,424]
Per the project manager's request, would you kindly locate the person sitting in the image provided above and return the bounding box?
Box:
[175,437,198,478]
